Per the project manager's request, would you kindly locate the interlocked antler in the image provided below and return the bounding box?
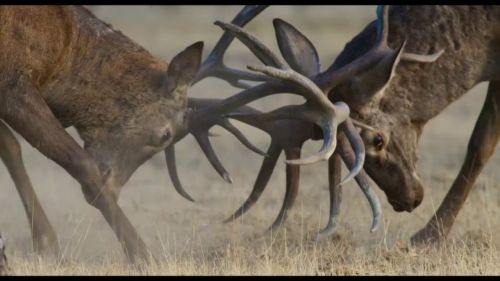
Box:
[166,5,363,204]
[215,18,380,235]
[164,5,379,236]
[165,6,270,201]
[168,5,444,238]
[165,7,379,236]
[222,5,443,238]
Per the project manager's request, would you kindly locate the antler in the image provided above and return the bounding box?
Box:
[165,6,270,201]
[168,5,442,237]
[190,20,350,166]
[222,110,382,237]
[166,6,361,202]
[316,5,444,93]
[212,21,354,167]
[193,5,271,89]
[208,17,383,233]
[316,131,382,241]
[167,6,385,234]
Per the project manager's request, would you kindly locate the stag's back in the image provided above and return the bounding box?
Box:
[0,6,76,88]
[0,6,168,129]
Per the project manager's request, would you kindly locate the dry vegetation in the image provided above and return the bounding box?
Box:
[1,6,499,275]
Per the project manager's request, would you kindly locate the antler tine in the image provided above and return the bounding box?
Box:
[193,5,270,89]
[401,49,445,62]
[375,5,389,49]
[205,5,269,62]
[214,21,286,69]
[337,118,365,186]
[167,98,270,202]
[316,153,342,241]
[224,141,282,223]
[165,145,195,202]
[215,118,268,157]
[337,133,382,233]
[192,130,233,184]
[317,133,382,240]
[375,5,445,63]
[266,145,302,233]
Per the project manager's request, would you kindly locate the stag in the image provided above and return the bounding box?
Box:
[0,5,377,263]
[176,5,499,244]
[168,5,445,239]
[329,5,500,244]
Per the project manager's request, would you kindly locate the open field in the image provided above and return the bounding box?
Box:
[1,6,499,275]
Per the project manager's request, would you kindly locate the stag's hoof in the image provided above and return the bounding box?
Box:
[410,224,445,246]
[33,232,60,259]
[0,256,6,276]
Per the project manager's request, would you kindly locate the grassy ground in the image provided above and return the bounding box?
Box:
[1,6,499,275]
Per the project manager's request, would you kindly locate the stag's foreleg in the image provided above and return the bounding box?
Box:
[0,121,60,256]
[0,79,149,263]
[412,81,500,244]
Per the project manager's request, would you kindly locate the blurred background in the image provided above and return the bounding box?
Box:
[0,6,498,264]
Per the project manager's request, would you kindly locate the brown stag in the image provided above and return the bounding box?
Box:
[168,5,447,239]
[331,5,500,244]
[0,5,381,263]
[177,5,499,244]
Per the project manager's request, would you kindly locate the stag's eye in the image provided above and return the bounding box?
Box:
[373,133,385,150]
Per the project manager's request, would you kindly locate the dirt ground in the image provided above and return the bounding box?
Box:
[0,6,499,275]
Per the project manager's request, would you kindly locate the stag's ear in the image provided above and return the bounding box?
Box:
[350,40,406,107]
[162,41,203,98]
[273,18,320,77]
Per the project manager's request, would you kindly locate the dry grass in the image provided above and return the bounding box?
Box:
[5,227,500,275]
[1,6,499,275]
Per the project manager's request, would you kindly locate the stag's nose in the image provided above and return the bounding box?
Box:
[392,196,422,213]
[392,203,414,212]
[412,194,423,209]
[390,197,419,212]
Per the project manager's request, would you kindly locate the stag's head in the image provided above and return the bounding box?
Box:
[331,46,426,212]
[329,6,444,212]
[351,98,425,213]
[83,42,203,190]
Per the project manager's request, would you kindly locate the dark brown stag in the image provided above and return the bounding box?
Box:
[330,5,500,244]
[0,5,374,263]
[175,5,499,244]
[168,5,446,239]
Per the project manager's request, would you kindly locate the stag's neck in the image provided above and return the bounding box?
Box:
[334,5,500,123]
[32,6,168,129]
